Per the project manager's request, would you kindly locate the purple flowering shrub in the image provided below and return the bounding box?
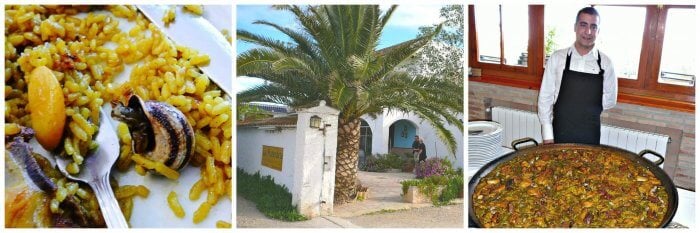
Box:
[415,157,451,178]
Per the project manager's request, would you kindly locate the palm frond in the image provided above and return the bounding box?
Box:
[237,5,462,152]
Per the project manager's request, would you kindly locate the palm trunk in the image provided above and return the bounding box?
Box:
[334,118,360,204]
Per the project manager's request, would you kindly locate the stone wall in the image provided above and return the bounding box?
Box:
[469,81,695,190]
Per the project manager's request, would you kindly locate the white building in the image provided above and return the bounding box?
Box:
[238,101,339,218]
[359,110,464,169]
[243,102,464,169]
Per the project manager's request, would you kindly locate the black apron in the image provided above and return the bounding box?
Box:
[552,51,604,145]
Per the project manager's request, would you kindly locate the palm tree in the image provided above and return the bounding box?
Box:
[238,5,463,204]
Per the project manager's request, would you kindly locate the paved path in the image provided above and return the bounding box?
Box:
[347,203,464,228]
[236,195,358,228]
[333,171,435,217]
[236,171,463,228]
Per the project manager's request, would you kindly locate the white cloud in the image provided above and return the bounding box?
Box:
[382,4,445,28]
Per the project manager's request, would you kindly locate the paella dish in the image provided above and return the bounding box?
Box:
[5,5,231,227]
[472,147,670,228]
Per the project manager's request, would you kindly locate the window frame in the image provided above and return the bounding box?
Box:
[645,5,695,96]
[468,5,545,89]
[468,4,695,112]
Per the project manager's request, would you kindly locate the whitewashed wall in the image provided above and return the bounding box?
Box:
[362,110,464,168]
[237,101,340,218]
[237,127,297,190]
[292,104,339,217]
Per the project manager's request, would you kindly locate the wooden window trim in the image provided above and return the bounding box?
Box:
[645,5,695,95]
[468,5,544,85]
[618,5,655,90]
[468,5,695,113]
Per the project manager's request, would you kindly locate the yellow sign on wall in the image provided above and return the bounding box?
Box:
[262,145,284,171]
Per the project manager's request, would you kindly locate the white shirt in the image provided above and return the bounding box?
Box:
[537,44,618,141]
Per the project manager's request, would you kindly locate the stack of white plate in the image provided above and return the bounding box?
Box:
[468,121,503,173]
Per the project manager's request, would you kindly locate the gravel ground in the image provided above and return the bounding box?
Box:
[236,195,345,228]
[345,203,464,228]
[237,195,463,228]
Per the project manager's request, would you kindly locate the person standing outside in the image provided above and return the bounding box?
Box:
[412,135,421,162]
[418,138,427,163]
[538,7,618,145]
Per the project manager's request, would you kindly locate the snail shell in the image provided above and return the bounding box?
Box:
[111,94,194,171]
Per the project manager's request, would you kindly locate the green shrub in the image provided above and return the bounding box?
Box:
[401,167,464,206]
[400,179,422,195]
[237,168,307,221]
[359,154,378,171]
[439,175,464,205]
[382,153,405,170]
[415,157,450,178]
[402,153,416,172]
[361,153,406,172]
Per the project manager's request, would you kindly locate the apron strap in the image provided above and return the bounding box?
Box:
[596,51,605,75]
[566,49,605,75]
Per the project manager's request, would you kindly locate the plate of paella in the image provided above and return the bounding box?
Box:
[5,5,232,228]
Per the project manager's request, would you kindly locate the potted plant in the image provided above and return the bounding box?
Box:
[401,176,449,204]
[356,186,369,201]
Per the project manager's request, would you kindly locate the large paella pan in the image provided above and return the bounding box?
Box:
[468,138,678,228]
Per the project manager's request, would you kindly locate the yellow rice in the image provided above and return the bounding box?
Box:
[5,5,232,226]
[216,220,232,228]
[167,191,186,218]
[183,5,203,15]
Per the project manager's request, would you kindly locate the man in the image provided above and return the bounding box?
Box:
[538,7,618,145]
[418,138,427,163]
[412,135,420,161]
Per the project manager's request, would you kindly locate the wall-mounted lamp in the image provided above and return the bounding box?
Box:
[310,115,322,129]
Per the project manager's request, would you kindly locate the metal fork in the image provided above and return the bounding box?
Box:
[55,109,128,228]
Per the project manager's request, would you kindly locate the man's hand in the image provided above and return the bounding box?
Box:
[543,139,554,144]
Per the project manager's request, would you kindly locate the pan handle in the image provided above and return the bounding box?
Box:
[511,137,538,151]
[639,149,664,166]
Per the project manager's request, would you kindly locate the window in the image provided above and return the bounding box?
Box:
[658,8,695,86]
[501,5,529,66]
[468,5,695,112]
[468,5,543,87]
[474,5,501,64]
[543,5,647,80]
[596,6,646,80]
[544,4,586,58]
[359,120,372,157]
[474,5,529,66]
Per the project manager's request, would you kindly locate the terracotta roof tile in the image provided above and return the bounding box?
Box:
[238,115,298,127]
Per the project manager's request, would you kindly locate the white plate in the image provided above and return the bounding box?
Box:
[468,152,499,158]
[468,157,497,162]
[468,136,502,142]
[468,121,503,138]
[468,147,500,153]
[468,138,501,143]
[89,6,232,228]
[468,138,502,144]
[468,154,497,159]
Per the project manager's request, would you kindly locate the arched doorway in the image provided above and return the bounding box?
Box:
[359,119,373,157]
[358,119,373,169]
[388,119,417,155]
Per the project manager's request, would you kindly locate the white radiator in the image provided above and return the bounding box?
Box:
[490,106,670,167]
[491,107,543,146]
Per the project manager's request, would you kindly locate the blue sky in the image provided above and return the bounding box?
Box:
[236,4,447,92]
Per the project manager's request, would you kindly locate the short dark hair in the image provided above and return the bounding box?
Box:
[576,7,600,24]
